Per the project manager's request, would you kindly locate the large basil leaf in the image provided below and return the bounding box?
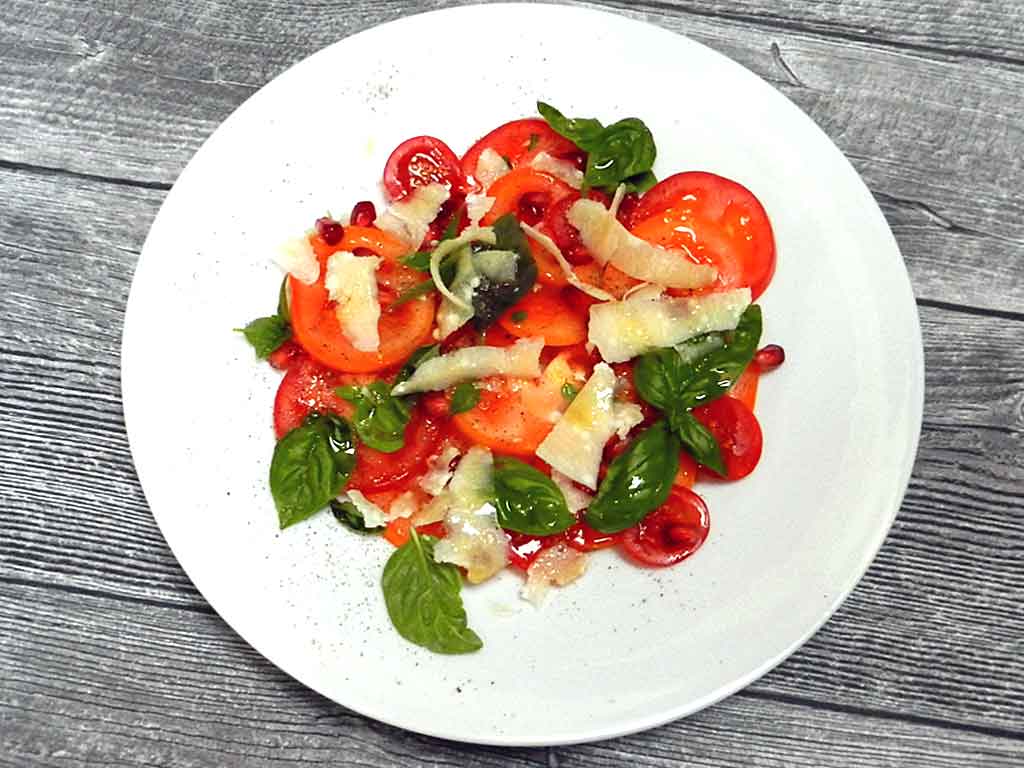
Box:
[470,214,538,330]
[270,413,355,529]
[493,457,575,536]
[331,499,383,535]
[584,117,657,193]
[586,421,680,533]
[537,101,605,148]
[634,347,690,412]
[238,314,290,359]
[679,305,762,409]
[381,530,483,654]
[672,411,725,476]
[338,381,411,453]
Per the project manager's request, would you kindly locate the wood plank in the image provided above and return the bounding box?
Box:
[0,1,1022,312]
[2,583,1021,767]
[1,169,1022,733]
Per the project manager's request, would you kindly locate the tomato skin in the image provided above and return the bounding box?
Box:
[691,396,763,480]
[461,119,580,185]
[273,356,373,439]
[348,408,444,492]
[498,286,588,347]
[619,487,710,567]
[564,520,622,552]
[383,135,467,200]
[629,171,776,299]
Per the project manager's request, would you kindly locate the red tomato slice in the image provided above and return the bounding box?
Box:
[506,530,562,570]
[348,408,444,492]
[482,167,576,227]
[383,516,446,548]
[674,452,698,489]
[629,172,777,299]
[541,190,609,266]
[461,119,581,185]
[273,356,379,439]
[619,487,710,567]
[383,135,467,201]
[290,226,436,373]
[498,286,587,347]
[728,364,760,411]
[564,519,622,552]
[691,396,764,480]
[267,340,303,371]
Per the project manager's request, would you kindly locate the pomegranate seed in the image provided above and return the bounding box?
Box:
[517,191,549,226]
[315,217,344,246]
[754,344,786,371]
[350,200,377,227]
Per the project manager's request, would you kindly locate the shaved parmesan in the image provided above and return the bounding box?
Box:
[588,287,751,363]
[436,246,479,338]
[466,193,496,225]
[387,491,419,521]
[474,148,509,189]
[522,544,588,606]
[418,444,462,497]
[551,471,592,514]
[374,183,449,247]
[391,337,543,396]
[568,198,717,289]
[431,447,508,583]
[536,363,643,489]
[274,236,319,285]
[338,489,387,529]
[530,151,584,189]
[521,223,613,301]
[323,250,381,352]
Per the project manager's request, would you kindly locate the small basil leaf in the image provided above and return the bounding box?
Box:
[277,277,291,322]
[672,411,725,476]
[586,421,680,534]
[381,530,483,654]
[390,279,436,307]
[493,457,575,536]
[270,414,351,529]
[537,101,605,149]
[396,344,440,386]
[322,412,357,482]
[471,215,538,330]
[331,499,383,534]
[561,382,578,401]
[339,381,412,453]
[634,348,690,412]
[584,117,657,193]
[680,305,763,409]
[238,315,290,359]
[401,251,432,272]
[449,381,481,415]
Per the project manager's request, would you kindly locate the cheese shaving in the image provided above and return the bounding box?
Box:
[521,223,613,302]
[274,236,320,285]
[323,250,381,352]
[391,337,543,396]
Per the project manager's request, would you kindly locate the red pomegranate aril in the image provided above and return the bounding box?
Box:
[315,217,345,246]
[754,344,786,371]
[350,200,377,227]
[561,149,587,171]
[517,191,550,226]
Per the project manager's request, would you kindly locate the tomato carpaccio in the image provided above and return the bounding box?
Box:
[243,105,784,651]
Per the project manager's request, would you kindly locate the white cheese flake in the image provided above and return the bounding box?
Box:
[520,223,613,301]
[551,471,592,514]
[387,491,419,521]
[391,337,543,396]
[338,489,387,529]
[466,193,496,225]
[536,363,643,489]
[474,148,510,190]
[521,544,589,606]
[418,444,462,497]
[324,250,381,352]
[588,287,752,363]
[374,183,450,247]
[529,151,584,189]
[568,198,717,289]
[274,236,320,285]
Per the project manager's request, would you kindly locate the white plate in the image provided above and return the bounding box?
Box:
[122,2,923,746]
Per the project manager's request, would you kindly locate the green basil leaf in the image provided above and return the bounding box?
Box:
[270,414,353,529]
[338,381,412,453]
[331,499,383,534]
[390,279,436,307]
[493,457,575,536]
[277,277,291,322]
[672,410,725,476]
[537,101,605,149]
[510,310,527,324]
[395,344,440,386]
[633,348,690,412]
[584,117,657,193]
[471,215,537,330]
[449,381,481,415]
[238,315,290,359]
[680,305,762,409]
[586,421,680,533]
[623,170,658,195]
[381,530,483,654]
[561,382,578,401]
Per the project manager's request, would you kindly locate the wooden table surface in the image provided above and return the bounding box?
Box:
[2,1,1022,765]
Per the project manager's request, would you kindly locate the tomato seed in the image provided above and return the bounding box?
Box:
[350,200,377,227]
[754,344,786,371]
[517,191,549,226]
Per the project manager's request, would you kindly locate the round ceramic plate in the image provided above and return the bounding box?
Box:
[122,2,923,746]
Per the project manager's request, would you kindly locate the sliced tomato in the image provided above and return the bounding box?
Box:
[691,396,763,480]
[506,530,562,570]
[290,226,436,373]
[383,516,446,548]
[273,356,377,439]
[482,167,576,227]
[728,364,760,411]
[542,190,609,265]
[629,172,776,299]
[452,351,584,455]
[674,452,698,489]
[383,135,467,200]
[600,264,643,299]
[461,118,581,185]
[348,408,445,492]
[498,286,587,347]
[564,519,622,552]
[619,487,710,567]
[267,340,303,371]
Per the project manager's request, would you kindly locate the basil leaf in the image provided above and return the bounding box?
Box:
[238,315,290,359]
[270,413,354,529]
[331,499,383,534]
[623,170,658,195]
[586,421,680,533]
[390,279,436,307]
[584,117,657,193]
[561,382,578,401]
[493,457,575,536]
[470,214,537,330]
[633,348,690,412]
[381,530,483,654]
[277,277,291,322]
[537,101,605,148]
[338,381,411,453]
[449,381,481,415]
[680,305,762,409]
[672,411,725,476]
[396,344,440,386]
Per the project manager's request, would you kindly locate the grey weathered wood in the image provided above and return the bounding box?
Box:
[2,0,1024,765]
